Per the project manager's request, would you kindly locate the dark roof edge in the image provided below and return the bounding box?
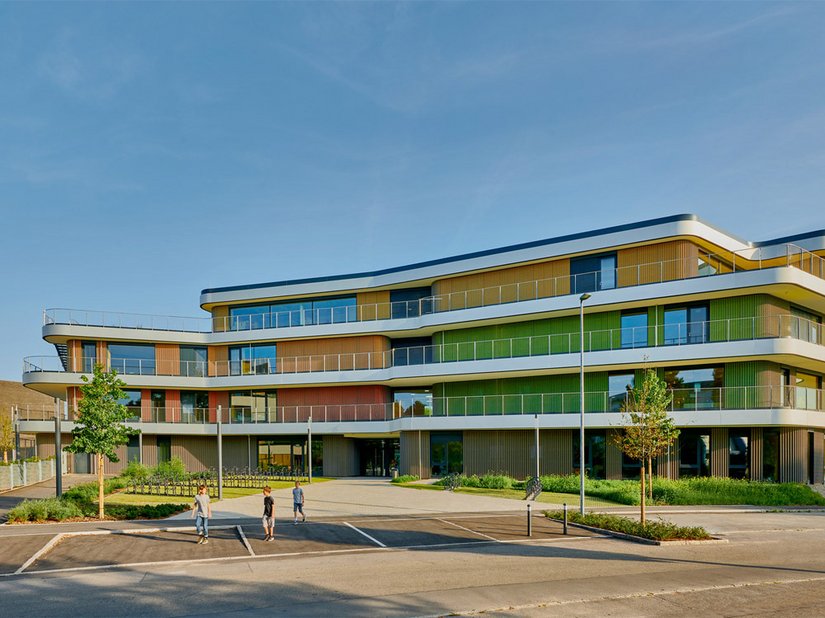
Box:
[753,228,825,247]
[200,214,700,297]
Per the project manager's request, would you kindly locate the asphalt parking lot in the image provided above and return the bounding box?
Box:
[0,512,599,576]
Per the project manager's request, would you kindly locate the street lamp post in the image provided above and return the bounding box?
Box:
[579,292,591,515]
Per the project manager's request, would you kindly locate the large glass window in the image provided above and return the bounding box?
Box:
[663,304,708,345]
[679,429,710,477]
[794,371,821,411]
[151,391,166,423]
[621,312,648,349]
[229,344,277,375]
[258,438,306,472]
[430,432,463,476]
[608,373,634,412]
[729,430,750,479]
[570,252,617,294]
[390,287,434,319]
[81,341,96,373]
[180,391,209,423]
[791,307,821,344]
[391,337,433,366]
[108,343,155,375]
[663,366,723,410]
[573,430,607,479]
[180,346,208,377]
[157,436,171,464]
[763,429,780,481]
[393,390,433,417]
[118,390,141,421]
[126,435,140,464]
[230,390,277,423]
[229,296,357,330]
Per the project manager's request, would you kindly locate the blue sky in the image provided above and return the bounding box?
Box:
[1,2,824,381]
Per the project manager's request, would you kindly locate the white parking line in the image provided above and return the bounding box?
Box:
[437,518,500,542]
[16,534,64,574]
[343,522,387,548]
[236,525,255,556]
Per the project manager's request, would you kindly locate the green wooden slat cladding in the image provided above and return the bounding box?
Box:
[433,311,621,362]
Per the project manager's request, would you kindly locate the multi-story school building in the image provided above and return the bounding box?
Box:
[20,214,825,482]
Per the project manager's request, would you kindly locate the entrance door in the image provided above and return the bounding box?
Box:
[357,439,399,476]
[430,432,463,476]
[73,453,91,474]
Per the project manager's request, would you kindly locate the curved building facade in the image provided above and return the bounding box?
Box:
[21,214,825,482]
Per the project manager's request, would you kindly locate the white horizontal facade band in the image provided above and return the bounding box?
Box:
[22,338,825,393]
[40,266,825,346]
[18,407,825,435]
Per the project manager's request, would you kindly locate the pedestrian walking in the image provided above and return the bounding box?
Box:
[293,480,305,524]
[192,484,211,544]
[262,486,275,541]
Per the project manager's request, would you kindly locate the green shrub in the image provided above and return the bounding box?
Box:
[391,474,420,484]
[105,503,188,519]
[7,498,84,523]
[650,476,825,506]
[154,457,187,481]
[121,460,151,482]
[546,511,711,541]
[539,475,639,505]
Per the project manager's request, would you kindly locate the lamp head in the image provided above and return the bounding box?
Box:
[579,293,592,302]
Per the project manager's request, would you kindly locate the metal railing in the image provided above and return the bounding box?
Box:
[15,385,824,424]
[24,314,824,378]
[42,243,825,334]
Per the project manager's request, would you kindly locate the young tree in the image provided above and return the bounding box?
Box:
[614,368,679,525]
[65,365,140,519]
[0,408,14,463]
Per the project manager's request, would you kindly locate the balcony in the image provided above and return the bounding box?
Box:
[42,243,825,335]
[13,385,825,425]
[24,314,825,380]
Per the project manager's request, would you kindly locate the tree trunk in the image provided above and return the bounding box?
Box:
[3,450,7,464]
[640,460,646,526]
[648,456,653,502]
[98,453,105,520]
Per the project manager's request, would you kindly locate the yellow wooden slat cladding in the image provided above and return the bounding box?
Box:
[616,240,699,287]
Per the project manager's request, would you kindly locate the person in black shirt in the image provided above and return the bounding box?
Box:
[262,486,275,541]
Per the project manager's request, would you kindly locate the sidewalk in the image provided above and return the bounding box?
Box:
[0,475,96,521]
[169,477,543,520]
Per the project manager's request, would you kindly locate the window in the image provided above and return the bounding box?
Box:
[258,437,307,471]
[126,435,140,464]
[679,429,710,477]
[118,390,141,421]
[663,366,723,410]
[391,337,433,366]
[573,430,607,479]
[230,390,277,423]
[390,287,433,319]
[663,304,708,345]
[180,346,208,377]
[608,373,634,412]
[151,391,166,423]
[157,436,171,464]
[430,432,463,476]
[81,341,96,373]
[729,430,749,479]
[180,391,209,423]
[229,344,277,375]
[794,371,821,411]
[620,312,648,349]
[570,252,617,294]
[229,296,357,330]
[108,343,155,375]
[697,256,718,277]
[791,307,821,345]
[763,429,780,481]
[393,390,433,417]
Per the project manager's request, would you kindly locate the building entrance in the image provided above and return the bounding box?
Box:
[357,439,399,476]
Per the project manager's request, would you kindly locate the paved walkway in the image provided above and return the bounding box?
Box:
[170,477,542,520]
[0,475,96,521]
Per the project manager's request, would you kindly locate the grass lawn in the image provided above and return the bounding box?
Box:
[395,483,622,507]
[107,478,333,505]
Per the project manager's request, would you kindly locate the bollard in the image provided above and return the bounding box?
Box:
[527,503,532,537]
[563,502,568,535]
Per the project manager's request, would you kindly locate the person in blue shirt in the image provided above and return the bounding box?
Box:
[292,480,305,524]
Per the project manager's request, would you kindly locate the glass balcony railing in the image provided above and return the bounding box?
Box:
[14,385,824,424]
[24,314,825,378]
[41,243,825,334]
